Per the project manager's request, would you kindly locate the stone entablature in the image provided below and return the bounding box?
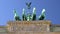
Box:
[7,20,51,32]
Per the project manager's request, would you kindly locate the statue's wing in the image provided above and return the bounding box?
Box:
[29,2,31,6]
[26,3,28,6]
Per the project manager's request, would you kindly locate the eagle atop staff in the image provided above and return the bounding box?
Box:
[26,2,31,9]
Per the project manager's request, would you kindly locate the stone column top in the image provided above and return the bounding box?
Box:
[7,20,51,25]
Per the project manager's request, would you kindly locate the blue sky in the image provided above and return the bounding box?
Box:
[0,0,60,25]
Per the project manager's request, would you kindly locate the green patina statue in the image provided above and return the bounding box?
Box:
[38,9,45,20]
[32,7,36,20]
[27,13,32,21]
[13,2,45,21]
[13,9,21,21]
[22,8,27,21]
